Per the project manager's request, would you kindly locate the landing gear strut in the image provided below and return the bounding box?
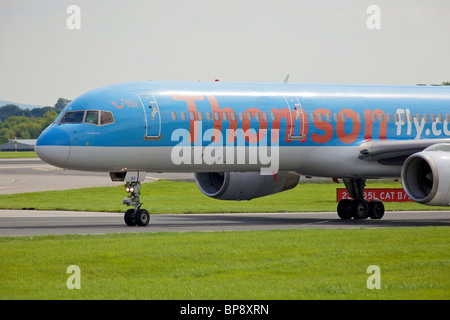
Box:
[337,178,385,220]
[110,171,150,226]
[123,181,150,226]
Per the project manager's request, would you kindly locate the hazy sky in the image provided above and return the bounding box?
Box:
[1,0,449,106]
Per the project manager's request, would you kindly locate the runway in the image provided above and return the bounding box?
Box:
[0,210,449,236]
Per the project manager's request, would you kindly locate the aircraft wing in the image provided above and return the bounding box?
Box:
[358,138,450,165]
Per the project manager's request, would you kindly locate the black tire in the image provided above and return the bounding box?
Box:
[124,209,136,226]
[351,199,369,219]
[337,199,353,220]
[135,209,150,226]
[369,200,385,219]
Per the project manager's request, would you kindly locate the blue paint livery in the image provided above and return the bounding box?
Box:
[37,81,450,149]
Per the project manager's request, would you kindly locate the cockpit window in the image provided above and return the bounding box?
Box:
[60,111,85,123]
[100,111,114,125]
[59,110,114,126]
[85,111,99,125]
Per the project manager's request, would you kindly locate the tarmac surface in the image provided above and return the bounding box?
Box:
[0,157,449,236]
[0,210,449,236]
[0,158,194,194]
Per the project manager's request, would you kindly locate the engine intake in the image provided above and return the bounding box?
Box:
[195,171,300,200]
[401,144,450,206]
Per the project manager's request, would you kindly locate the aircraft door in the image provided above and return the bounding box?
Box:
[284,96,306,141]
[137,93,161,140]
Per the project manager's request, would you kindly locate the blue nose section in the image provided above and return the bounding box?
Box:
[36,126,71,168]
[36,126,70,146]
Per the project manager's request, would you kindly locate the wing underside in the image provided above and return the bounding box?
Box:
[358,139,450,165]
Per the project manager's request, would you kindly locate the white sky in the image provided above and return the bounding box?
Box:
[1,0,449,106]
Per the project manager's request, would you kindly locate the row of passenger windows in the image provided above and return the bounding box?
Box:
[171,111,269,122]
[59,110,115,126]
[59,109,450,126]
[170,111,450,123]
[311,112,450,123]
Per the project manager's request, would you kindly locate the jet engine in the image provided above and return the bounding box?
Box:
[401,144,450,206]
[195,171,300,200]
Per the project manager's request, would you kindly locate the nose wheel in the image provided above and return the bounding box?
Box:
[124,208,150,226]
[122,181,150,226]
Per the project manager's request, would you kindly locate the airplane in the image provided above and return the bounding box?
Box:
[35,81,450,226]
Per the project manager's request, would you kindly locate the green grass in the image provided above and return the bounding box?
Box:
[0,179,447,213]
[0,151,38,158]
[0,227,448,299]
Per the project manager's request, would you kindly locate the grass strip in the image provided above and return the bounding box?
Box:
[0,151,38,158]
[0,180,447,213]
[0,227,448,300]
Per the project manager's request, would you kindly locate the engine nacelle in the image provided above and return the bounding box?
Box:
[401,144,450,206]
[195,171,300,200]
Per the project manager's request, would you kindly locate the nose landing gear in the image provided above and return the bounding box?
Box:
[110,171,150,226]
[123,180,150,226]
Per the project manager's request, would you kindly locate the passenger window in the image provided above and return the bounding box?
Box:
[180,112,186,121]
[263,112,268,122]
[401,114,407,122]
[171,112,177,121]
[190,111,195,121]
[333,113,338,122]
[85,111,99,125]
[222,112,228,121]
[431,114,436,122]
[386,113,392,122]
[100,111,114,125]
[230,112,236,121]
[198,112,203,121]
[371,113,377,122]
[271,112,276,122]
[318,113,323,121]
[60,111,85,123]
[206,112,212,121]
[214,112,220,121]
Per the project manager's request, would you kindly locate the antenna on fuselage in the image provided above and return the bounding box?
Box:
[283,74,290,84]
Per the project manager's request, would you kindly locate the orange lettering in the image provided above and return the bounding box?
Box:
[271,108,292,143]
[172,95,204,143]
[364,109,387,141]
[242,108,268,143]
[336,108,360,144]
[311,108,333,144]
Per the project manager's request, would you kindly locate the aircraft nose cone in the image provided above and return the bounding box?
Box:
[36,126,71,168]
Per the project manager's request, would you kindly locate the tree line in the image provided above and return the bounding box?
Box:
[0,98,71,144]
